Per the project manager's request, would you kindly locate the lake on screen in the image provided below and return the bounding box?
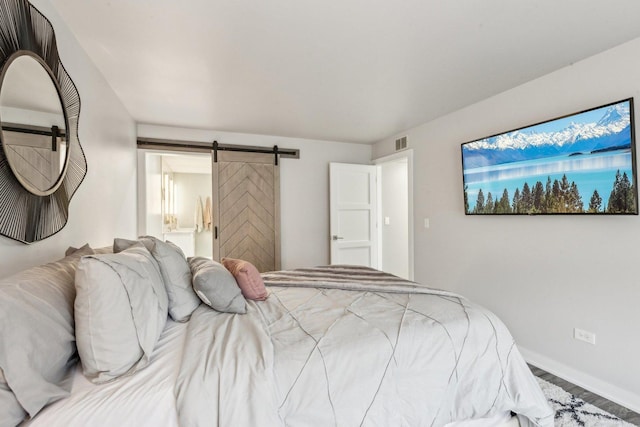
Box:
[464,150,634,210]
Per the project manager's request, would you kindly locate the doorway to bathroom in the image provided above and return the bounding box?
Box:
[139,151,213,258]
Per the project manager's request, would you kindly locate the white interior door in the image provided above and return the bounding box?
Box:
[329,163,378,267]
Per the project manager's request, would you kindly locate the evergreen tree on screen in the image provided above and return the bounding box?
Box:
[559,174,571,212]
[485,192,495,213]
[550,179,562,212]
[521,182,533,212]
[497,189,511,213]
[607,170,636,213]
[473,173,599,215]
[543,174,583,213]
[544,177,553,212]
[560,174,570,192]
[588,190,602,213]
[532,181,544,212]
[464,185,469,213]
[568,181,584,212]
[512,188,521,213]
[625,180,636,213]
[607,170,623,212]
[474,189,485,214]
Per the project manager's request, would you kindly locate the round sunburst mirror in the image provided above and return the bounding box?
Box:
[0,0,87,243]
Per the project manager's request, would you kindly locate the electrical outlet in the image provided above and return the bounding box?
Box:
[574,328,596,345]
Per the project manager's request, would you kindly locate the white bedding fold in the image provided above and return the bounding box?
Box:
[175,304,281,427]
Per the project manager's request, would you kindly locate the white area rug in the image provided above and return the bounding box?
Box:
[536,377,636,426]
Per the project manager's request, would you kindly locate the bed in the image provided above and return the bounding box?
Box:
[0,239,554,427]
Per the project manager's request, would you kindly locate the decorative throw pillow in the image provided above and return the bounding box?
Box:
[114,236,200,322]
[221,257,269,301]
[189,257,247,314]
[0,245,93,419]
[74,243,168,383]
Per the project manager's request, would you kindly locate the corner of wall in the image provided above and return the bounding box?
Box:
[519,346,640,413]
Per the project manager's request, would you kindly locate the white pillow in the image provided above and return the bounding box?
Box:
[0,245,94,420]
[74,243,168,383]
[114,236,200,322]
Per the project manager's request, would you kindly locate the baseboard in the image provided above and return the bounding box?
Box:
[519,346,640,414]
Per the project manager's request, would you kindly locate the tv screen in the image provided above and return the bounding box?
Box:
[461,98,638,215]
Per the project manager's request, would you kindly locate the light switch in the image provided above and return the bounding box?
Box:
[424,218,430,228]
[384,216,390,225]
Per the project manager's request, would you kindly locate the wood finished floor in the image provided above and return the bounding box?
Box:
[529,365,640,425]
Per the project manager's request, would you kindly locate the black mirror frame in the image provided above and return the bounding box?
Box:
[0,0,87,243]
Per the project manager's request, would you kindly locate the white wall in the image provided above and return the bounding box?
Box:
[138,124,372,269]
[0,0,137,278]
[373,37,640,411]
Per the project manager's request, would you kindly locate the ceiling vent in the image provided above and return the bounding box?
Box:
[395,136,407,151]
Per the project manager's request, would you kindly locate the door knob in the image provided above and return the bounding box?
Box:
[332,235,344,240]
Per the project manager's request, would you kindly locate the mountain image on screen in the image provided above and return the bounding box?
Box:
[462,103,631,169]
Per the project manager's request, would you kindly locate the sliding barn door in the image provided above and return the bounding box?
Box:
[213,151,280,272]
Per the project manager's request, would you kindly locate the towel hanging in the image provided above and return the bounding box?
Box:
[194,196,204,232]
[204,196,212,231]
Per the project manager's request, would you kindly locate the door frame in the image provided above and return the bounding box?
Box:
[373,149,414,280]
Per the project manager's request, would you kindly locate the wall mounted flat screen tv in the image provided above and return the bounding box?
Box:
[461,98,638,215]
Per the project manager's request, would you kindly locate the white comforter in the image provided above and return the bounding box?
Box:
[176,266,554,427]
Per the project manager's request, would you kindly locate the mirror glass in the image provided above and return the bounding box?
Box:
[0,54,68,196]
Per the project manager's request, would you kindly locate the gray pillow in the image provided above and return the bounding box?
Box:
[113,236,151,253]
[114,236,200,322]
[189,257,247,314]
[0,245,93,420]
[75,243,168,383]
[64,243,93,257]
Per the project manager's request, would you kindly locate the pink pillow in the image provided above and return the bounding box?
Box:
[221,257,268,301]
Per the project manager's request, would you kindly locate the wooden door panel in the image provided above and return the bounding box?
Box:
[215,154,280,272]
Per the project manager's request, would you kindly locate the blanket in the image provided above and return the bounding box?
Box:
[176,266,554,427]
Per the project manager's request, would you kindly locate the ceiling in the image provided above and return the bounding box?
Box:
[161,153,212,175]
[49,0,640,144]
